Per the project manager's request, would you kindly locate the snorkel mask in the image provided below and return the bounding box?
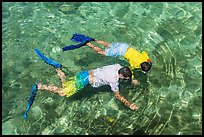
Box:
[141,61,152,74]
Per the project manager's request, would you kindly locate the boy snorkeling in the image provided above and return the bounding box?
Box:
[62,33,152,84]
[24,48,138,119]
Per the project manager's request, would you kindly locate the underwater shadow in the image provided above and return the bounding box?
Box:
[67,85,112,102]
[132,69,149,90]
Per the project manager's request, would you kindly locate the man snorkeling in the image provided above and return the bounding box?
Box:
[24,48,138,119]
[62,33,152,85]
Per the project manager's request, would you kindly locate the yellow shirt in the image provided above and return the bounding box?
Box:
[124,47,151,77]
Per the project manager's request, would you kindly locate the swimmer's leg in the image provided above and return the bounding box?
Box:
[37,83,65,96]
[56,68,66,87]
[94,40,110,47]
[86,42,105,55]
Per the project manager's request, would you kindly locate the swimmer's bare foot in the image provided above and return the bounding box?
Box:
[37,83,43,89]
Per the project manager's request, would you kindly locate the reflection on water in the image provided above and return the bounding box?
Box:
[2,2,202,135]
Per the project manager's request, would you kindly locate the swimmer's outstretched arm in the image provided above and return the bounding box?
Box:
[114,91,138,110]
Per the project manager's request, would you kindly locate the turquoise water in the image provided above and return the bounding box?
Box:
[2,2,202,135]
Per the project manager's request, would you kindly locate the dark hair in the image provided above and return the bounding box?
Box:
[118,67,132,78]
[141,62,152,72]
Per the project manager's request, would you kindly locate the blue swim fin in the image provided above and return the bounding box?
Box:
[24,84,38,119]
[34,48,62,68]
[71,33,95,43]
[62,33,95,51]
[62,42,87,51]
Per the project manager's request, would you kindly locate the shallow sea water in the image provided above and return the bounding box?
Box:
[2,2,202,135]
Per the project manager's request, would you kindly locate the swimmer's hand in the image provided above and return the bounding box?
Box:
[131,79,140,85]
[129,103,138,110]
